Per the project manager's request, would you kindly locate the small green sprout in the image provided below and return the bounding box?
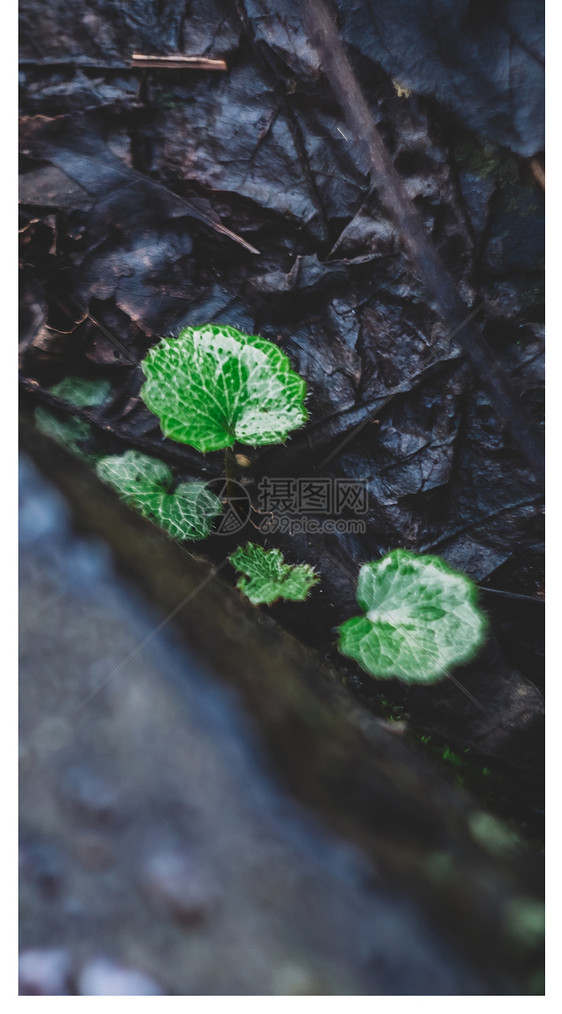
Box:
[96,450,222,541]
[338,549,487,683]
[140,324,308,452]
[468,811,520,857]
[34,376,113,457]
[34,406,92,458]
[503,898,545,949]
[229,542,319,605]
[50,376,113,407]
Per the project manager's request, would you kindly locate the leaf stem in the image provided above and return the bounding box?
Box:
[224,448,237,502]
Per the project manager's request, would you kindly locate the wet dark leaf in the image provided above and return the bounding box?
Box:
[19,0,543,834]
[334,0,544,156]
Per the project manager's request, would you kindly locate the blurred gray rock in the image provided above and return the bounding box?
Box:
[140,850,222,925]
[73,833,115,872]
[19,840,65,899]
[78,958,165,996]
[19,948,71,995]
[59,766,120,826]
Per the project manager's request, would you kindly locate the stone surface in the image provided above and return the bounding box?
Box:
[78,958,165,996]
[140,850,221,925]
[19,948,71,995]
[19,454,492,994]
[73,833,115,872]
[59,766,120,827]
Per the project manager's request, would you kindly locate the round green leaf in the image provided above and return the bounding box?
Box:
[140,324,308,452]
[338,549,487,683]
[96,450,222,541]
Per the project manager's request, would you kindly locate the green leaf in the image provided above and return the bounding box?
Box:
[34,379,112,458]
[140,324,308,452]
[34,406,93,457]
[338,549,486,684]
[50,377,113,407]
[229,543,319,605]
[96,450,222,541]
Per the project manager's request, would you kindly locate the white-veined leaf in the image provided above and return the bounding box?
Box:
[96,450,222,541]
[141,324,308,452]
[338,549,486,683]
[229,542,318,605]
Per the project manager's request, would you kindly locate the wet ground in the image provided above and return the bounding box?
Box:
[19,454,491,995]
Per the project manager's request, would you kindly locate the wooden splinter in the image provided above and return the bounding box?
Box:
[131,53,227,71]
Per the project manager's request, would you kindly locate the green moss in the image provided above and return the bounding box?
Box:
[155,90,183,110]
[377,698,409,724]
[409,729,510,805]
[441,745,465,768]
[453,137,516,185]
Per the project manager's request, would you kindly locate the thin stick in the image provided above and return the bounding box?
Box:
[224,448,238,503]
[19,58,228,72]
[131,54,227,71]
